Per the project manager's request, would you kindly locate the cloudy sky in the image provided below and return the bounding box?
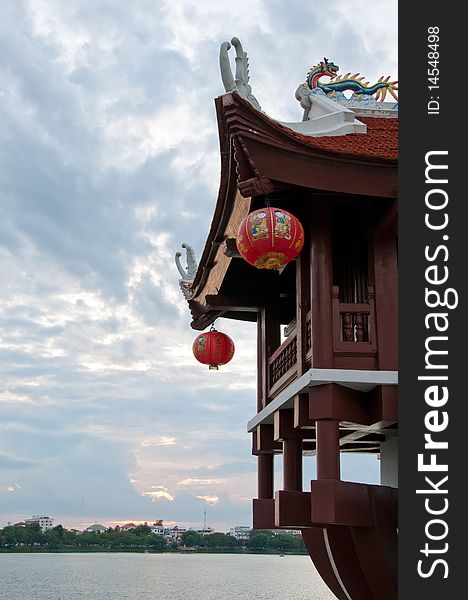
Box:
[0,0,397,531]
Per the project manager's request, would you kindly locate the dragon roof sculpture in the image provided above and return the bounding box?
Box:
[306,58,398,102]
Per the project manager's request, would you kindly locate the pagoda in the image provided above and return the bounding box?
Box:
[177,38,398,600]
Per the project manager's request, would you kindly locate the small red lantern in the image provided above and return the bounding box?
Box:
[236,207,304,270]
[192,327,235,370]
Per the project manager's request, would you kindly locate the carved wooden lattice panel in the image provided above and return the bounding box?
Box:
[269,336,297,386]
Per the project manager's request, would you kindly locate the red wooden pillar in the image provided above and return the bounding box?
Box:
[258,454,274,499]
[256,313,265,412]
[316,420,340,480]
[373,232,398,371]
[283,438,303,491]
[310,199,334,368]
[253,427,276,530]
[258,297,281,409]
[275,409,303,492]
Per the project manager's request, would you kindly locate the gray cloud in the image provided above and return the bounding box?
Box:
[0,454,41,470]
[0,0,394,529]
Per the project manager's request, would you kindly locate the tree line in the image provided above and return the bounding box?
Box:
[181,529,306,552]
[0,523,306,553]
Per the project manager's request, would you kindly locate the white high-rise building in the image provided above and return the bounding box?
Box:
[25,516,54,532]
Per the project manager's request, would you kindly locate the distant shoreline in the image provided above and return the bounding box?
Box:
[0,548,308,556]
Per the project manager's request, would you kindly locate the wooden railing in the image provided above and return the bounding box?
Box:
[268,332,297,397]
[340,305,370,342]
[332,286,377,353]
[264,286,377,405]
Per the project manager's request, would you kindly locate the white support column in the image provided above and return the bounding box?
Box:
[380,436,398,488]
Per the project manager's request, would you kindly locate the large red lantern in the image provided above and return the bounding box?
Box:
[236,207,304,270]
[192,328,235,370]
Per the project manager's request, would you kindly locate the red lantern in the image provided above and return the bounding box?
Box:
[192,328,235,370]
[236,207,304,270]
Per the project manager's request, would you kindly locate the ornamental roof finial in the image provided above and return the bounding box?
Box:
[219,37,261,111]
[175,243,198,300]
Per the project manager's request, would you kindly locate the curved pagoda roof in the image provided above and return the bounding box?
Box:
[186,91,398,330]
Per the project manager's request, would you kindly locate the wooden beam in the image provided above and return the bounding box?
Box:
[338,429,386,447]
[309,384,369,424]
[368,385,398,425]
[274,490,319,528]
[252,498,276,529]
[205,294,266,312]
[294,393,316,429]
[253,425,282,454]
[311,480,373,526]
[274,408,307,441]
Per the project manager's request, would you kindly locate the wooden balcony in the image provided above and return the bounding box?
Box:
[268,332,297,400]
[264,286,379,405]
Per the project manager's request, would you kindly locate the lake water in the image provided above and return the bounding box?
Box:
[0,552,336,600]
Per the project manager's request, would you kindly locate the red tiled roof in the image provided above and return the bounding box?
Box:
[283,116,398,161]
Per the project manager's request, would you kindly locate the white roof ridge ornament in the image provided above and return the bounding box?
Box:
[283,85,366,137]
[217,45,396,136]
[219,37,261,111]
[175,243,198,300]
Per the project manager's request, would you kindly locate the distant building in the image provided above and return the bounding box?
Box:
[192,526,214,536]
[229,526,251,540]
[161,525,215,544]
[149,522,164,536]
[84,523,107,533]
[272,529,301,537]
[162,525,188,543]
[120,523,137,531]
[24,516,54,532]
